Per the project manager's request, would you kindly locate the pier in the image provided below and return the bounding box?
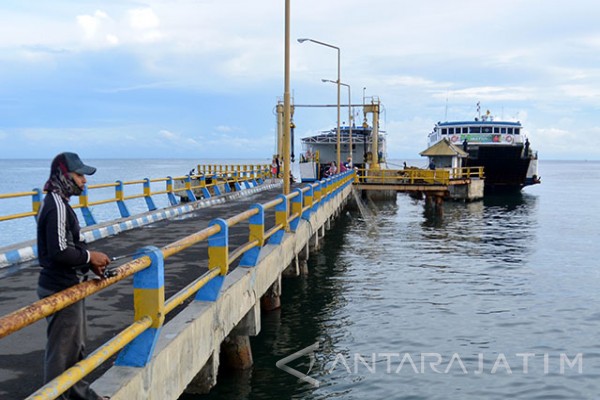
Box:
[0,155,483,399]
[0,168,354,399]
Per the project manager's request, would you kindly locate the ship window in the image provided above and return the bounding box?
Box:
[470,127,481,133]
[462,127,468,133]
[442,128,447,135]
[501,127,507,134]
[514,128,520,135]
[449,128,455,134]
[494,127,500,133]
[482,126,492,133]
[508,128,513,134]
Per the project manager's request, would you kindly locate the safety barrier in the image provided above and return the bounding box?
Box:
[0,165,270,226]
[177,165,271,202]
[0,169,355,400]
[355,166,484,186]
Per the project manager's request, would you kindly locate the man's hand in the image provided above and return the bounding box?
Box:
[89,251,111,278]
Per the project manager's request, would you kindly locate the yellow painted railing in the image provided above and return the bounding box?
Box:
[354,166,484,186]
[0,169,355,400]
[0,164,271,227]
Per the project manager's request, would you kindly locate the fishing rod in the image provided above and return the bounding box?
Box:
[111,252,137,262]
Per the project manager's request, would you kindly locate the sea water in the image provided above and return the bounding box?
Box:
[1,159,599,399]
[188,160,600,400]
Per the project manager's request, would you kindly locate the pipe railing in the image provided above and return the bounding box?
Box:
[0,165,271,228]
[0,169,356,400]
[355,166,484,186]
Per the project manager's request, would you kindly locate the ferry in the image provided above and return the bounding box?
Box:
[299,125,386,182]
[427,109,540,192]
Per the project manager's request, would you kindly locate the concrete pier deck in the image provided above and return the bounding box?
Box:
[0,184,286,399]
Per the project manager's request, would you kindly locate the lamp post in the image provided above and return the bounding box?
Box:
[298,38,341,168]
[322,79,352,165]
[282,0,291,195]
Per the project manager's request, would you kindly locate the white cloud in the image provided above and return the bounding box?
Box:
[76,10,119,48]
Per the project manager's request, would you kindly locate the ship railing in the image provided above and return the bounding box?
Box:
[0,169,356,400]
[354,168,451,185]
[0,165,271,227]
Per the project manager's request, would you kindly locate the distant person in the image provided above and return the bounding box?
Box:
[325,161,337,177]
[271,156,278,181]
[429,160,436,170]
[403,161,407,169]
[524,138,530,156]
[463,139,468,153]
[344,157,353,170]
[37,152,111,400]
[276,154,281,178]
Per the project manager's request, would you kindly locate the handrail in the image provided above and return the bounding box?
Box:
[0,164,271,229]
[0,168,356,399]
[354,166,484,186]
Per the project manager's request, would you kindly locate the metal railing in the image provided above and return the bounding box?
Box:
[0,165,271,227]
[354,166,484,186]
[0,169,355,400]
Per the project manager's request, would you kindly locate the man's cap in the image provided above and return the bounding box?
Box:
[62,152,96,175]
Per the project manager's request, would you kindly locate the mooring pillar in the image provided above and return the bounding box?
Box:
[261,275,282,311]
[184,352,219,394]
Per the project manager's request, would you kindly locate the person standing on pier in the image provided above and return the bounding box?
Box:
[36,152,111,400]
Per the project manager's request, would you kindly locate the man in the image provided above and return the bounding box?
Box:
[37,152,111,400]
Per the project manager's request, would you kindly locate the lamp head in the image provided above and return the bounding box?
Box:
[297,38,309,43]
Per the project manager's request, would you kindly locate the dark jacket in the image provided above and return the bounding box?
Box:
[37,192,90,292]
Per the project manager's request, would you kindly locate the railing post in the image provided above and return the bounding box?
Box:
[313,182,321,212]
[256,165,264,185]
[115,246,165,367]
[143,178,157,211]
[239,204,264,267]
[166,176,178,206]
[302,184,313,220]
[234,172,242,191]
[200,175,211,198]
[269,194,288,244]
[212,175,222,196]
[223,175,232,193]
[290,189,303,232]
[185,175,197,202]
[32,188,42,222]
[196,219,228,301]
[78,185,97,226]
[116,180,130,218]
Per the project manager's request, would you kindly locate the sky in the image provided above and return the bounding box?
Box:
[1,0,599,161]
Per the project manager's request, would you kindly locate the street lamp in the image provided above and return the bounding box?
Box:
[298,38,341,167]
[282,0,291,195]
[322,79,352,165]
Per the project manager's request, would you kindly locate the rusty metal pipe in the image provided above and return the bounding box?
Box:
[0,256,150,339]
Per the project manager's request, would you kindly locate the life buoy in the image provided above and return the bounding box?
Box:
[505,135,513,143]
[450,135,459,143]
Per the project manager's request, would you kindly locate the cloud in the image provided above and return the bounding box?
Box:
[76,10,119,48]
[128,8,162,43]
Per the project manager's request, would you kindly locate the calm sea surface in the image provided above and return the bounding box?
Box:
[2,159,599,399]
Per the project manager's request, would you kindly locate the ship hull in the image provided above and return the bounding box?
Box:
[464,144,531,192]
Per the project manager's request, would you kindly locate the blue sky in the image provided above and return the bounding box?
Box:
[1,1,599,160]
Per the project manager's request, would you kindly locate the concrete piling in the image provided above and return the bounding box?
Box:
[184,353,219,394]
[220,335,253,370]
[261,275,282,311]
